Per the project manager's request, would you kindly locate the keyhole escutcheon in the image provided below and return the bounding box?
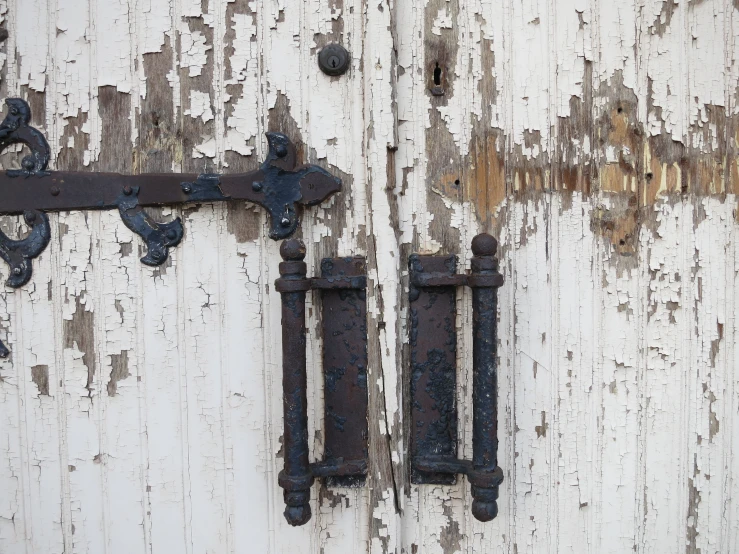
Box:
[318,43,350,76]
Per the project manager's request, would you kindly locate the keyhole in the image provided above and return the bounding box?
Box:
[330,56,339,68]
[433,63,442,86]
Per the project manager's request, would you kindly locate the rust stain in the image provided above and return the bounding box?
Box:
[469,133,505,222]
[590,199,639,256]
[598,105,640,195]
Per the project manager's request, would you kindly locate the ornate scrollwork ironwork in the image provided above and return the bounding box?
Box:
[0,97,342,355]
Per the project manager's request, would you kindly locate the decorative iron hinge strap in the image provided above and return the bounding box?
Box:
[275,239,368,526]
[409,233,504,523]
[0,98,342,356]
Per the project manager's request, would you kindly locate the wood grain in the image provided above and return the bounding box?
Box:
[0,1,738,553]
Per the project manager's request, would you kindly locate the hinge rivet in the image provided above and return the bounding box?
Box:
[182,183,192,194]
[50,186,60,196]
[123,185,133,195]
[252,182,263,192]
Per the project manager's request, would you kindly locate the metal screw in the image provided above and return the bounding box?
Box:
[12,267,21,276]
[182,183,192,194]
[151,251,162,261]
[281,217,291,227]
[50,185,60,196]
[166,229,178,241]
[275,145,288,158]
[252,181,263,192]
[123,185,133,195]
[24,211,36,223]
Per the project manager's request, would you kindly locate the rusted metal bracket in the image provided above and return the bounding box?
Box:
[0,98,341,355]
[409,233,505,522]
[275,239,368,526]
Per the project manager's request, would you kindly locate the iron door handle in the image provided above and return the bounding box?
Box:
[275,239,369,526]
[409,233,504,521]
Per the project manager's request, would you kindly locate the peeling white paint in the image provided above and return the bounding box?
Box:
[185,90,214,122]
[223,12,258,157]
[179,26,210,78]
[1,0,739,553]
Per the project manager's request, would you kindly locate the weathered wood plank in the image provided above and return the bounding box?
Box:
[0,0,738,552]
[138,231,190,554]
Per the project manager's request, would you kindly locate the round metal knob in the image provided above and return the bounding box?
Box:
[317,44,350,76]
[471,233,498,257]
[280,239,306,261]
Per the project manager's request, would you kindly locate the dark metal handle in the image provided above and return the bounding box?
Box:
[469,234,503,521]
[409,233,505,522]
[276,240,313,526]
[275,239,368,526]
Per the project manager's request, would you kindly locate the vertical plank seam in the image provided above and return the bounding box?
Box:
[211,0,235,550]
[169,0,195,551]
[254,2,278,551]
[88,0,113,544]
[501,0,516,548]
[681,2,695,548]
[587,0,603,544]
[546,0,559,551]
[128,0,154,549]
[7,1,31,547]
[14,215,30,553]
[633,2,648,549]
[721,3,737,550]
[43,0,74,547]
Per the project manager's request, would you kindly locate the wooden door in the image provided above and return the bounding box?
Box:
[0,0,738,553]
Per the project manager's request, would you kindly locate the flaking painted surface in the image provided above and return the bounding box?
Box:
[0,0,738,553]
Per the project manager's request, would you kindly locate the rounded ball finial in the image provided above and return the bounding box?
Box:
[280,239,306,261]
[284,504,311,527]
[471,499,498,522]
[471,233,498,257]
